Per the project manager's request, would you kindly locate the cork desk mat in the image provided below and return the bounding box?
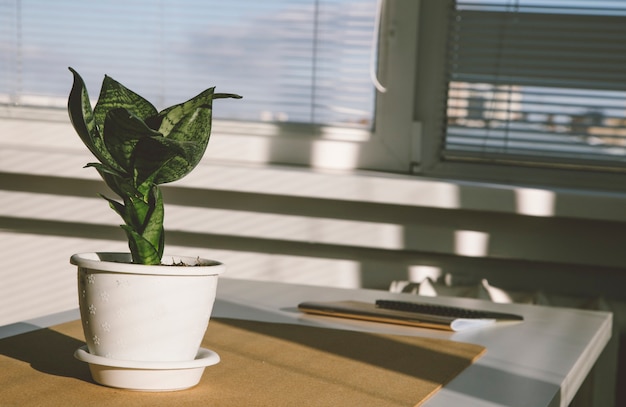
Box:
[0,317,485,406]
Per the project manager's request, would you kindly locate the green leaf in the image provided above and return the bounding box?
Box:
[67,68,95,146]
[103,108,162,173]
[125,195,151,231]
[94,74,159,140]
[154,108,213,184]
[120,187,164,265]
[121,226,162,265]
[141,186,165,256]
[67,68,121,171]
[132,136,190,187]
[154,87,215,136]
[148,89,242,185]
[153,89,240,139]
[88,163,137,199]
[213,93,243,101]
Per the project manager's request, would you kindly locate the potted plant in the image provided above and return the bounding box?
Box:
[67,67,241,391]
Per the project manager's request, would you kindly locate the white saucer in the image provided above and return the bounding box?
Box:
[74,346,220,391]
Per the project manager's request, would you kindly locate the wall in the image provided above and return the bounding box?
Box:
[1,116,626,404]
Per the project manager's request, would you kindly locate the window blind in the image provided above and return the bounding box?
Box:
[0,0,377,128]
[443,0,626,169]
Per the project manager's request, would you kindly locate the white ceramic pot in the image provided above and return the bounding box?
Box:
[71,252,226,363]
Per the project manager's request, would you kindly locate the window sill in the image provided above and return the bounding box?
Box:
[177,161,626,223]
[1,111,625,224]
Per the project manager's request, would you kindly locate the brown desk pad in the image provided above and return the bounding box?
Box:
[0,317,485,406]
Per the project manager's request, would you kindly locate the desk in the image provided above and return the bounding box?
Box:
[1,278,612,407]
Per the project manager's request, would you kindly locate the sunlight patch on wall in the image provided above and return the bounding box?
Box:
[131,245,362,289]
[0,191,118,224]
[166,205,405,251]
[0,148,91,179]
[230,255,362,288]
[319,126,371,141]
[514,188,556,217]
[0,232,127,326]
[454,230,490,257]
[311,140,360,170]
[0,116,91,178]
[376,179,461,209]
[408,265,442,283]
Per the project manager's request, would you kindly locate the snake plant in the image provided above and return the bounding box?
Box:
[67,68,241,265]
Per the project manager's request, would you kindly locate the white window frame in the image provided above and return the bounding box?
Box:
[198,0,420,174]
[0,1,420,174]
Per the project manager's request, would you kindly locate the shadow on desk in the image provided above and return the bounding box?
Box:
[213,299,566,407]
[215,316,482,381]
[0,324,90,382]
[0,307,564,407]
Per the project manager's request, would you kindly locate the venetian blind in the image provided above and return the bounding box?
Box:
[443,0,626,169]
[0,0,377,128]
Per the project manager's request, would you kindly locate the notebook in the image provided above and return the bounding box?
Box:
[298,299,523,331]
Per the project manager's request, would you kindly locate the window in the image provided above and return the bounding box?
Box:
[416,0,626,191]
[3,0,625,191]
[1,0,377,126]
[0,0,419,172]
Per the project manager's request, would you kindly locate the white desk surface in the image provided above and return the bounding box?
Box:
[1,278,612,407]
